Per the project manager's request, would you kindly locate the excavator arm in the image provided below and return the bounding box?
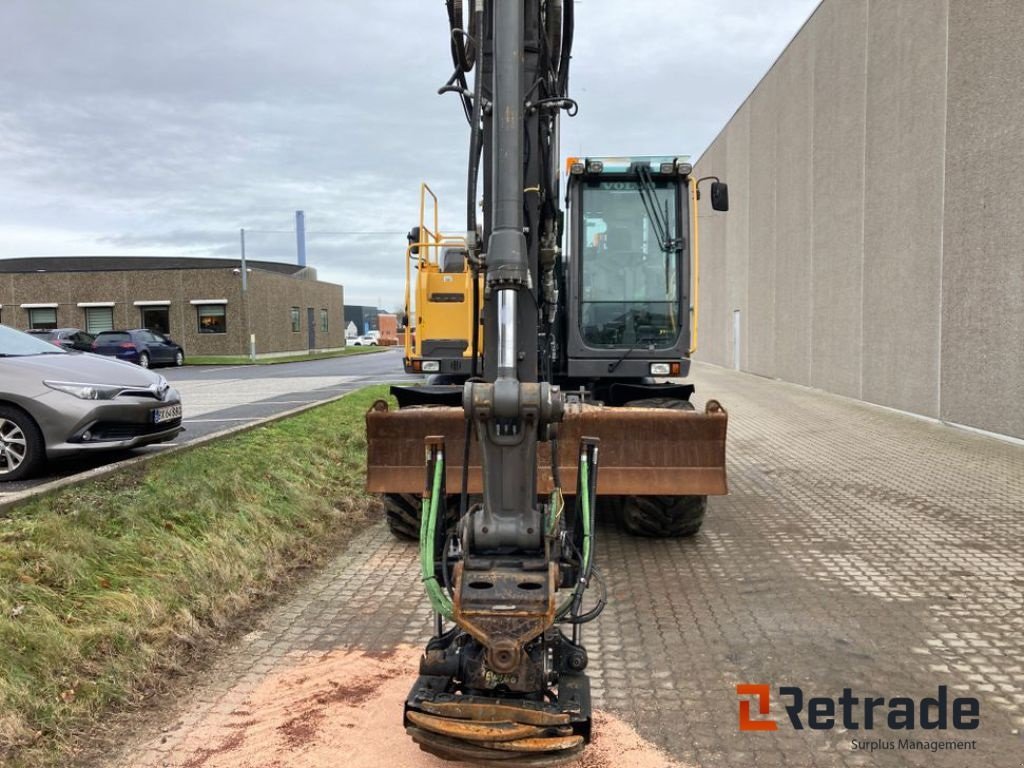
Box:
[401,1,595,764]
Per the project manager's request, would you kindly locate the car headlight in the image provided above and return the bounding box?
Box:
[44,380,124,400]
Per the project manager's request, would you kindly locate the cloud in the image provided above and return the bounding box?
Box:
[0,0,819,307]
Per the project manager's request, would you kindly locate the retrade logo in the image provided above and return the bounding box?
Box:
[736,684,778,731]
[736,684,980,732]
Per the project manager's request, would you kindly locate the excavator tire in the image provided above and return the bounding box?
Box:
[384,493,463,541]
[617,398,708,538]
[384,493,422,540]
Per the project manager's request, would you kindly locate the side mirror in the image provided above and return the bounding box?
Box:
[407,226,421,255]
[711,181,729,212]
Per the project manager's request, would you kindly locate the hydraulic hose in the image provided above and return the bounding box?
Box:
[420,453,453,619]
[556,450,594,619]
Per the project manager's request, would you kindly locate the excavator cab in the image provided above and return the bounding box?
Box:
[560,155,722,391]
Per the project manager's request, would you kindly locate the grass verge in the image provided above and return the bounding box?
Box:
[0,385,390,767]
[186,346,390,366]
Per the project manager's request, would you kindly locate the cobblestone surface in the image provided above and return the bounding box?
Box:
[110,363,1024,767]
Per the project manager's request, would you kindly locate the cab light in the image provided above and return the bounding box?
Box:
[586,160,604,174]
[422,361,440,373]
[650,363,671,376]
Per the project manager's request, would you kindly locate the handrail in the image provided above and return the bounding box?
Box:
[689,176,700,356]
[405,183,467,360]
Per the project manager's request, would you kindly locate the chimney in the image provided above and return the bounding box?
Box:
[295,210,307,267]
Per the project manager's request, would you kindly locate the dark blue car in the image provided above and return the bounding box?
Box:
[91,329,185,368]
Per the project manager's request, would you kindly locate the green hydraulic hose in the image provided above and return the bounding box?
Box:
[557,452,593,619]
[420,452,453,619]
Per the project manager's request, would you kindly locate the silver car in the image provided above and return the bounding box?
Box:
[0,324,183,481]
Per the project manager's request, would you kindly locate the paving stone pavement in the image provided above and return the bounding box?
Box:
[110,363,1024,768]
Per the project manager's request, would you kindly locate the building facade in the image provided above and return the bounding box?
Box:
[693,0,1024,440]
[344,305,380,336]
[0,257,345,358]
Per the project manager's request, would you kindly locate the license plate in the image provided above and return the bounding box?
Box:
[152,404,182,424]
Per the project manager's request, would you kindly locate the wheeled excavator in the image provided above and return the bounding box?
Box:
[365,1,730,763]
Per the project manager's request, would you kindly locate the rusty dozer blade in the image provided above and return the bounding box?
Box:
[366,397,728,498]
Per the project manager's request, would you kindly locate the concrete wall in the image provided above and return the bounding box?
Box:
[0,267,345,357]
[694,0,1024,440]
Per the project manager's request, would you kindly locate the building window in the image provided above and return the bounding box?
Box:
[84,307,114,334]
[291,307,301,332]
[28,307,57,330]
[320,308,328,332]
[140,306,170,334]
[197,304,226,334]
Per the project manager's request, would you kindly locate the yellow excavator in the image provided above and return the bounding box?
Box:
[401,183,483,380]
[366,1,730,763]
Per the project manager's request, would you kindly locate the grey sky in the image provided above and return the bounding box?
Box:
[0,0,819,307]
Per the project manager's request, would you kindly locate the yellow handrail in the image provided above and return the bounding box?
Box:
[689,176,700,356]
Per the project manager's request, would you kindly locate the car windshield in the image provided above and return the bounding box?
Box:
[0,325,67,356]
[579,179,680,349]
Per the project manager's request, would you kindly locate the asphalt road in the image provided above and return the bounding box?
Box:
[0,349,417,496]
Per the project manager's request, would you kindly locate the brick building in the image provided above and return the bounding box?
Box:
[0,256,345,358]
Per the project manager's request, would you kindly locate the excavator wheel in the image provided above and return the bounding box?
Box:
[617,398,708,538]
[383,493,463,541]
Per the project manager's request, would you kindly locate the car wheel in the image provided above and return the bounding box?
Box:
[0,406,45,482]
[138,352,150,368]
[174,350,185,366]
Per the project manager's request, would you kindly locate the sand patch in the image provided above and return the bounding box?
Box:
[168,645,687,768]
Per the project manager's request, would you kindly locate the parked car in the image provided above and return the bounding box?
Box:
[351,334,379,346]
[25,328,95,352]
[0,324,183,481]
[92,329,185,368]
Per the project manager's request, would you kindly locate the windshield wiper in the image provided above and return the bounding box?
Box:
[632,163,682,254]
[608,333,657,374]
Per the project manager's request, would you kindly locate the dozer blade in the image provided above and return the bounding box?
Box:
[367,397,728,497]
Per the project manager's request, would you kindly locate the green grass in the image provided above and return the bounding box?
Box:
[186,346,390,366]
[0,386,391,767]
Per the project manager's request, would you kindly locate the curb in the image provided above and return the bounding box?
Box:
[0,388,362,516]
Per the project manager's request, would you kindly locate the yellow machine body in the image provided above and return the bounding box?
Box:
[403,183,483,376]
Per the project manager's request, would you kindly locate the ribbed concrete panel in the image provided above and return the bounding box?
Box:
[809,0,866,399]
[695,137,729,368]
[861,0,948,417]
[692,0,1023,440]
[772,30,815,386]
[745,74,778,378]
[725,105,751,371]
[940,0,1024,439]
